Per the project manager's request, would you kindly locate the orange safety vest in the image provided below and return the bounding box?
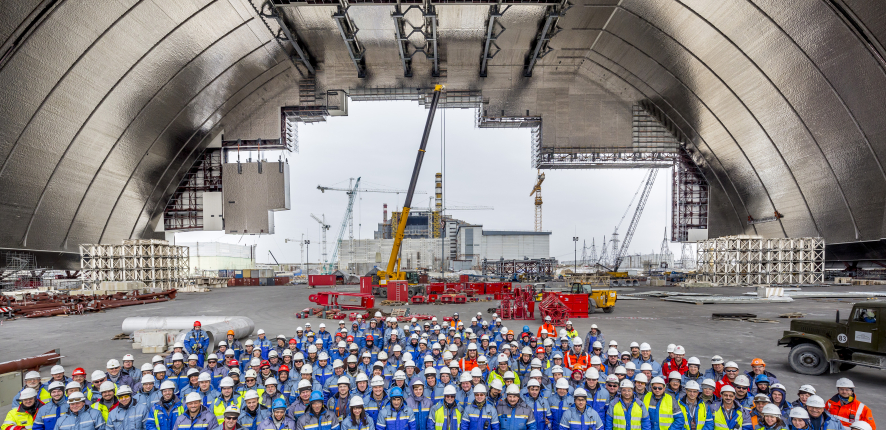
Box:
[566,352,590,372]
[459,357,478,372]
[537,324,556,338]
[826,396,876,430]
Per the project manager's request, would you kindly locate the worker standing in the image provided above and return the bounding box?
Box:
[660,347,687,377]
[52,393,103,430]
[428,386,460,430]
[376,387,415,430]
[584,326,605,354]
[566,339,590,373]
[825,379,875,430]
[4,388,43,430]
[173,392,218,430]
[677,381,710,430]
[559,388,603,430]
[184,322,210,368]
[604,380,650,430]
[256,331,271,361]
[538,317,556,339]
[497,385,536,430]
[708,386,748,430]
[32,382,67,430]
[641,377,683,430]
[106,385,148,430]
[257,399,293,430]
[147,381,182,430]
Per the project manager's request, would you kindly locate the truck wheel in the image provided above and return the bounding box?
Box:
[588,300,597,315]
[603,307,614,314]
[788,343,829,375]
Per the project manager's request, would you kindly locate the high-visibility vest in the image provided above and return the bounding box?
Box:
[679,401,708,430]
[433,405,461,430]
[612,400,643,430]
[3,407,36,430]
[643,393,674,430]
[212,396,242,424]
[712,407,743,430]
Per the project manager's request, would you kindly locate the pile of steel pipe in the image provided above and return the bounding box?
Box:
[1,289,177,318]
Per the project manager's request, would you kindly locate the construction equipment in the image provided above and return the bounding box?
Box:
[568,283,617,314]
[377,85,444,286]
[778,301,886,375]
[310,214,330,272]
[600,169,658,273]
[530,171,545,232]
[326,178,360,273]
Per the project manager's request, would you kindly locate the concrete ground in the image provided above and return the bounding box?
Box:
[2,283,885,415]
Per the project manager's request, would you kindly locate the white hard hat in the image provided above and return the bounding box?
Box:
[614,366,626,375]
[257,329,265,335]
[412,379,424,387]
[350,396,364,407]
[506,384,520,395]
[65,381,81,391]
[100,381,116,392]
[521,347,532,355]
[719,385,735,394]
[592,341,602,349]
[160,380,177,391]
[527,379,540,388]
[710,355,724,364]
[25,371,41,380]
[338,376,350,385]
[762,404,782,416]
[141,375,156,384]
[701,378,716,388]
[498,354,508,362]
[460,373,472,383]
[573,388,588,398]
[439,367,451,375]
[624,362,636,370]
[798,384,816,394]
[585,368,599,380]
[244,339,254,346]
[443,385,457,396]
[302,364,314,374]
[51,365,65,375]
[347,356,358,363]
[555,379,570,390]
[141,363,154,372]
[724,361,739,369]
[530,358,542,367]
[220,377,235,388]
[685,381,700,391]
[268,351,278,358]
[851,422,873,430]
[629,342,639,348]
[355,373,368,383]
[789,408,810,419]
[467,344,477,351]
[174,341,185,349]
[107,359,121,368]
[198,373,211,382]
[503,371,515,380]
[91,370,106,381]
[634,374,648,384]
[244,370,258,378]
[650,377,665,386]
[619,380,634,389]
[172,353,184,361]
[529,369,542,378]
[687,357,700,365]
[117,385,133,396]
[836,378,854,388]
[187,354,197,361]
[668,371,681,380]
[673,346,685,355]
[607,348,619,356]
[473,384,487,394]
[551,365,564,374]
[297,380,313,391]
[606,374,619,383]
[371,376,385,386]
[471,368,483,377]
[590,356,602,365]
[640,363,652,371]
[67,392,86,403]
[734,375,750,387]
[489,379,504,391]
[666,344,676,353]
[639,343,651,351]
[572,338,583,346]
[806,395,826,408]
[244,390,259,401]
[609,340,618,346]
[187,368,200,376]
[443,351,453,360]
[18,388,38,400]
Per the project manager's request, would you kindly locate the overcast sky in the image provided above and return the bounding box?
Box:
[177,100,685,265]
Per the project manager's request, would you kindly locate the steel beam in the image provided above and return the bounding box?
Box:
[424,7,439,77]
[333,1,366,78]
[392,7,413,77]
[262,3,315,75]
[523,0,570,77]
[479,5,508,77]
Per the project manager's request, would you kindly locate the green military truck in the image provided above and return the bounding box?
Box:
[778,301,885,375]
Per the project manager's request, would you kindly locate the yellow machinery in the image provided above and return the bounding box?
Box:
[570,283,617,313]
[377,85,444,285]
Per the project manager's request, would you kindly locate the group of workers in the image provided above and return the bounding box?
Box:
[3,311,877,430]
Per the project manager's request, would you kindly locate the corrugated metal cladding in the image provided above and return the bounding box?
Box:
[2,0,886,263]
[482,233,551,260]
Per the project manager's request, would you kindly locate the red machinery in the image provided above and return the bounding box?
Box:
[387,280,408,302]
[308,292,375,310]
[497,285,535,320]
[538,292,589,326]
[308,275,336,287]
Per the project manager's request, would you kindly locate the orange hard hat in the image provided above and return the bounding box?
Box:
[751,358,766,367]
[227,330,235,336]
[507,330,514,335]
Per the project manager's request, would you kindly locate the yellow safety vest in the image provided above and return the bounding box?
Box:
[643,393,674,430]
[2,407,36,430]
[90,403,110,421]
[679,401,708,430]
[212,396,243,424]
[713,407,743,430]
[433,405,462,430]
[612,400,644,430]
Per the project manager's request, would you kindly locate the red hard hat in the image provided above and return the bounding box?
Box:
[536,347,545,354]
[73,368,86,376]
[365,335,374,341]
[230,360,239,366]
[194,321,201,327]
[521,332,529,338]
[530,337,537,342]
[260,360,271,368]
[279,365,290,372]
[289,338,298,344]
[346,336,355,343]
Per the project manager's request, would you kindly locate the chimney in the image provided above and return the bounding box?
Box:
[383,204,388,223]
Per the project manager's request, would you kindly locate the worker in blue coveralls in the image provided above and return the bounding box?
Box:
[184,321,211,368]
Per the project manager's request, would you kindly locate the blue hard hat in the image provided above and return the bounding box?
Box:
[755,374,770,384]
[389,387,404,398]
[309,391,324,403]
[272,398,287,410]
[523,326,530,333]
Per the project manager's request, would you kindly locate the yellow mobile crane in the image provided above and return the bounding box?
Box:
[377,85,444,285]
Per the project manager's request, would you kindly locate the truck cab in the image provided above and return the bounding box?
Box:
[778,301,886,375]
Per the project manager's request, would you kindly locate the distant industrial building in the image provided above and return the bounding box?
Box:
[177,242,256,273]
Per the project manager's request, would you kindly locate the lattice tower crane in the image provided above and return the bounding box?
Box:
[310,213,330,270]
[611,169,658,272]
[530,171,545,232]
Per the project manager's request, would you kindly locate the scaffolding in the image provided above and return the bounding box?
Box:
[80,239,189,290]
[696,236,824,285]
[481,258,557,279]
[672,148,708,242]
[163,148,223,231]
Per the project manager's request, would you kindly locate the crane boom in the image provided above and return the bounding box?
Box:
[329,177,361,270]
[613,169,658,271]
[379,85,444,285]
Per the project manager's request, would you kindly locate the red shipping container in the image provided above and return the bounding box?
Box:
[444,283,462,293]
[387,280,408,302]
[427,283,445,294]
[459,275,469,283]
[360,277,374,294]
[309,275,336,286]
[468,283,486,295]
[274,277,289,285]
[556,293,589,318]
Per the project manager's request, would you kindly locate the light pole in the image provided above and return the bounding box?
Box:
[573,236,578,275]
[304,239,311,275]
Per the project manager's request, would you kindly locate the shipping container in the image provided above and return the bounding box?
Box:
[360,277,374,294]
[387,280,408,302]
[427,283,445,294]
[243,269,251,278]
[274,277,290,285]
[308,275,336,287]
[234,270,243,279]
[459,275,469,283]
